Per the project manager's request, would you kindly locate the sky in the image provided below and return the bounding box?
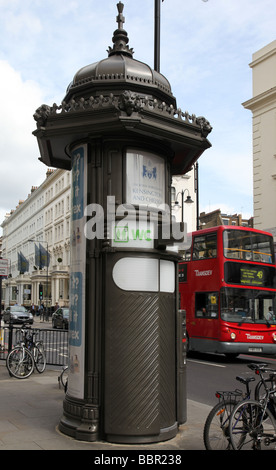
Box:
[0,0,276,234]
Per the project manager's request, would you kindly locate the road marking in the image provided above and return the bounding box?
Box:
[188,359,226,368]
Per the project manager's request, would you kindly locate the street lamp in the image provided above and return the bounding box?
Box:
[28,239,50,318]
[173,189,194,223]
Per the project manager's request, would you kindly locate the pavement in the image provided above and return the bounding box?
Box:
[0,360,211,451]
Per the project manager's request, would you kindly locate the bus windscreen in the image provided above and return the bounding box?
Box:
[223,229,274,264]
[220,287,276,324]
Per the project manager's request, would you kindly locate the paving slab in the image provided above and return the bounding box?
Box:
[0,363,210,451]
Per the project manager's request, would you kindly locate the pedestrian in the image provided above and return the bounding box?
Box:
[266,306,274,321]
[39,303,44,321]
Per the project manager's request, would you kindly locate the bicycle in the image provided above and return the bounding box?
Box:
[6,325,46,379]
[203,363,272,450]
[58,365,68,392]
[203,374,255,450]
[229,364,276,450]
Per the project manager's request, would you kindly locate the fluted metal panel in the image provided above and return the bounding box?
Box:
[105,292,160,435]
[159,293,176,427]
[104,289,176,438]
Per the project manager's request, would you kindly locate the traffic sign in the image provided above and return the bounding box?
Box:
[0,259,9,276]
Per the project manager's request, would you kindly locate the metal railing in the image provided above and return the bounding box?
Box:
[0,326,68,366]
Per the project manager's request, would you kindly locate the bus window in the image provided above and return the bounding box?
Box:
[251,232,274,263]
[195,292,218,318]
[221,287,252,322]
[220,287,276,324]
[223,229,274,264]
[192,233,217,260]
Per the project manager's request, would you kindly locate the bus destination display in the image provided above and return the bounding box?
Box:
[240,267,264,286]
[224,262,274,287]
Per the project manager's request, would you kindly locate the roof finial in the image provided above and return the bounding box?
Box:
[116,2,125,30]
[107,2,134,57]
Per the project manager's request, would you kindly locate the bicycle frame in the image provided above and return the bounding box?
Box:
[203,374,255,450]
[230,365,276,450]
[204,362,276,451]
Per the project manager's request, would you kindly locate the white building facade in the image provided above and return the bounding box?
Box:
[243,40,276,239]
[1,169,71,310]
[171,166,198,234]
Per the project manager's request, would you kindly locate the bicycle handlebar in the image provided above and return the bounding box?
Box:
[248,363,269,370]
[248,362,276,376]
[20,324,40,333]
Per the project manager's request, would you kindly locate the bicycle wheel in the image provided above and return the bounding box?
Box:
[255,378,276,404]
[204,400,237,450]
[229,399,276,450]
[34,342,46,373]
[60,366,68,390]
[6,347,34,379]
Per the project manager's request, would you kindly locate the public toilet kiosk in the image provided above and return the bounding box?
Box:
[33,2,212,443]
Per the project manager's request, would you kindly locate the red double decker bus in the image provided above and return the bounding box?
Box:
[179,225,276,358]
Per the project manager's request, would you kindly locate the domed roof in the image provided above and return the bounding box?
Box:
[64,2,176,107]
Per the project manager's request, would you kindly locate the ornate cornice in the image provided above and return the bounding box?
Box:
[33,91,212,138]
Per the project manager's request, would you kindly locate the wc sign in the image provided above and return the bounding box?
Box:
[112,221,154,249]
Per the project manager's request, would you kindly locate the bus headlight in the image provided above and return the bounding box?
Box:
[272,333,276,342]
[230,332,236,340]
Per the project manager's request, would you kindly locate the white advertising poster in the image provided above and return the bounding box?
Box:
[68,144,87,399]
[126,150,165,209]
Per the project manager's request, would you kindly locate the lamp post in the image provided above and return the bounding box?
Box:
[154,0,164,72]
[194,162,200,230]
[174,189,194,224]
[28,239,49,319]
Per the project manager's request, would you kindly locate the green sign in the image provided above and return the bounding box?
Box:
[112,221,154,248]
[240,267,264,286]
